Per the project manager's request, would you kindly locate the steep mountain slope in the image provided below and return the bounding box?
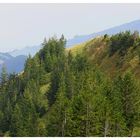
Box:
[68,31,140,136]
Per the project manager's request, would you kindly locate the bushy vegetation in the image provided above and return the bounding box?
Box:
[109,31,140,56]
[0,33,140,136]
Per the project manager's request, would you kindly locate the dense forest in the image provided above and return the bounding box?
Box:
[1,31,140,137]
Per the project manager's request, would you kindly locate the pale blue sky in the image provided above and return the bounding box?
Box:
[1,3,140,52]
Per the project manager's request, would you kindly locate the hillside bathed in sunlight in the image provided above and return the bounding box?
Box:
[1,3,140,137]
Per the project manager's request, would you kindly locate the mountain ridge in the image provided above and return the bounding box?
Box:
[7,19,140,58]
[1,19,140,74]
[66,19,140,47]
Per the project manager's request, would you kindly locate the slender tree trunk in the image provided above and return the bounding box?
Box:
[114,120,119,136]
[104,119,109,137]
[62,110,67,136]
[129,126,134,137]
[86,104,89,137]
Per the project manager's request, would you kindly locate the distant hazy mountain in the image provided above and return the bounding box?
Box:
[0,53,27,74]
[67,19,140,47]
[0,52,13,65]
[2,19,140,74]
[9,45,41,57]
[0,19,139,74]
[8,19,140,57]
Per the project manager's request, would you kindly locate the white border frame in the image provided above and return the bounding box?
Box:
[0,1,139,140]
[0,0,140,3]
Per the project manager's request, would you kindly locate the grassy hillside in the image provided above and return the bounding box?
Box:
[69,32,140,78]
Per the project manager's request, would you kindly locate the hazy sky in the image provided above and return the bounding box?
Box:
[1,3,140,52]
